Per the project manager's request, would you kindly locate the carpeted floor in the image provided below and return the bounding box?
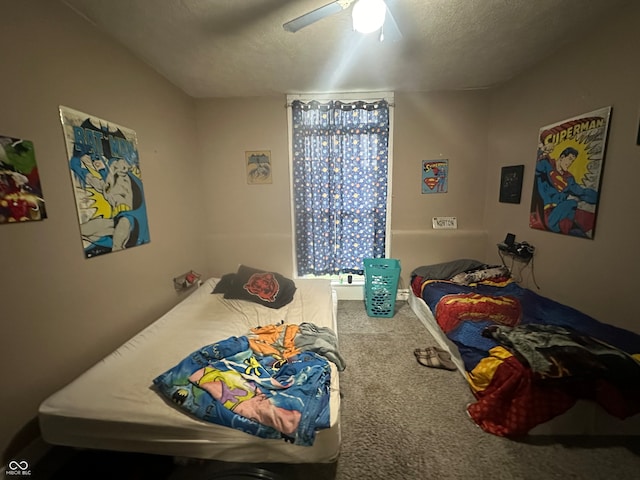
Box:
[334,300,640,480]
[32,300,640,479]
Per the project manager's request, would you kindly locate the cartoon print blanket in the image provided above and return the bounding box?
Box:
[153,332,333,446]
[413,271,640,436]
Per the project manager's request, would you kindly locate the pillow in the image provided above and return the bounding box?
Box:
[223,265,296,309]
[212,273,235,294]
[411,259,484,280]
[449,266,510,285]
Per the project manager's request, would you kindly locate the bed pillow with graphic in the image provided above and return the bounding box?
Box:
[223,265,296,309]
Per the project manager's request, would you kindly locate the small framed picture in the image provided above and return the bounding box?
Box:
[499,165,524,204]
[246,150,272,184]
[637,118,640,145]
[421,159,448,194]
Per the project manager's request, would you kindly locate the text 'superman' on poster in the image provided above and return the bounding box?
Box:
[422,159,448,194]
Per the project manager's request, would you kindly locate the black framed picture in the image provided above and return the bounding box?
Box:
[637,118,640,145]
[499,165,524,204]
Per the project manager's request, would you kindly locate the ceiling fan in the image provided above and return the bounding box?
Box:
[283,0,402,42]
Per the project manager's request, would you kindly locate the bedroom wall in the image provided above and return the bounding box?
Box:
[0,0,206,460]
[195,91,490,290]
[196,97,294,276]
[483,2,640,332]
[391,91,490,287]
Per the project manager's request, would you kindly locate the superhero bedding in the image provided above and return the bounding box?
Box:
[153,322,343,447]
[410,259,640,437]
[39,275,342,463]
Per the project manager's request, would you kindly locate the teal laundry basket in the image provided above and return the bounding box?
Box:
[363,258,401,318]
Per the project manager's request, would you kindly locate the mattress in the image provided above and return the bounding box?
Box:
[39,278,341,463]
[408,292,640,436]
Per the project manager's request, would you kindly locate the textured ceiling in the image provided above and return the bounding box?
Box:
[61,0,629,98]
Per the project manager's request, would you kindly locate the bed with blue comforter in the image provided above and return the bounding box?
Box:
[411,259,640,436]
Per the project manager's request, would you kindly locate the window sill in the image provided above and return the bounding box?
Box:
[331,280,365,286]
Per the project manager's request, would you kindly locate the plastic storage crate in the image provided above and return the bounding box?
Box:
[363,258,401,318]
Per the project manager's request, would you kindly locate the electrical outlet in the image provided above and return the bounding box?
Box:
[396,289,410,301]
[432,216,457,229]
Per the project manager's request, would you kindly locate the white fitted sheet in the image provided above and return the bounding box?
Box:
[39,278,341,462]
[408,292,640,436]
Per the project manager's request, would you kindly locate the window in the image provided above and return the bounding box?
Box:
[288,93,393,277]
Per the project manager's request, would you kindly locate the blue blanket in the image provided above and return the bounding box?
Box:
[420,279,640,371]
[153,335,332,446]
[414,267,640,435]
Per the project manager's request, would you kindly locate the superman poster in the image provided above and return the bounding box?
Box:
[422,159,448,194]
[529,106,611,239]
[59,106,151,258]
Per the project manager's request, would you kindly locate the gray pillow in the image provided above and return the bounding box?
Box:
[411,259,485,280]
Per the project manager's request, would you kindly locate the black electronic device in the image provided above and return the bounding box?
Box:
[497,233,535,260]
[497,232,515,251]
[513,241,535,260]
[504,233,516,246]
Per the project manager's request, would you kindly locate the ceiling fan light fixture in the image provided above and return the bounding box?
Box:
[352,0,387,34]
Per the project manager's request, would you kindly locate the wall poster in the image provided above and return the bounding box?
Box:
[0,135,47,224]
[499,165,524,204]
[529,106,611,239]
[422,159,448,194]
[246,150,272,184]
[59,106,151,258]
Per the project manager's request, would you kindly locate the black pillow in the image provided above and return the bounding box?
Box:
[223,265,296,309]
[212,273,235,294]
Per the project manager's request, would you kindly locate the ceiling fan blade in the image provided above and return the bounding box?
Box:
[381,3,402,42]
[283,1,352,33]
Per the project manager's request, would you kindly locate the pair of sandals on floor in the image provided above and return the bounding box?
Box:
[414,346,457,371]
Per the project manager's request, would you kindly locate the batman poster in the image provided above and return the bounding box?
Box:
[59,106,151,258]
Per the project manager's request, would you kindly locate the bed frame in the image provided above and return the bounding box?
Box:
[39,278,341,463]
[408,292,640,436]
